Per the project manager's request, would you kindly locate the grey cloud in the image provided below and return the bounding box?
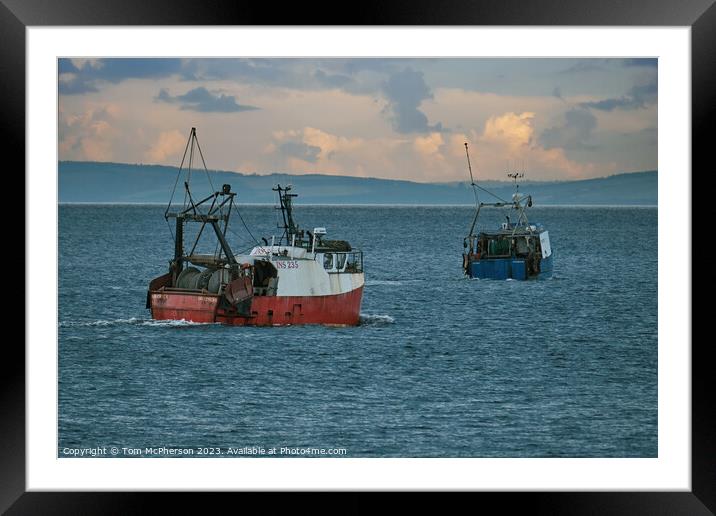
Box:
[314,69,352,88]
[58,59,79,74]
[560,60,606,74]
[552,86,563,101]
[580,97,638,111]
[580,79,657,111]
[59,77,99,95]
[622,58,657,68]
[156,87,258,113]
[87,58,184,82]
[540,108,598,150]
[381,68,444,134]
[156,89,172,102]
[341,58,416,75]
[57,56,393,100]
[629,80,658,104]
[59,58,350,93]
[278,141,321,163]
[180,59,288,83]
[58,58,185,95]
[183,59,382,94]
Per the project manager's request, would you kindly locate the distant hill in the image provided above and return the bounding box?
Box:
[58,161,657,205]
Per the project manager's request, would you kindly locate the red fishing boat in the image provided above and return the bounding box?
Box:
[146,128,365,326]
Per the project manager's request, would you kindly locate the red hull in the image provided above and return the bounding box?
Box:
[150,286,363,326]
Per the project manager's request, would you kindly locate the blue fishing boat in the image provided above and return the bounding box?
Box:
[461,143,553,280]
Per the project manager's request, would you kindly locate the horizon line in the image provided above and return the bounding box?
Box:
[58,159,658,185]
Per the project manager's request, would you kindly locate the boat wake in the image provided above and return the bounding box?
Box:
[359,313,395,325]
[366,280,403,286]
[59,318,218,328]
[142,319,219,327]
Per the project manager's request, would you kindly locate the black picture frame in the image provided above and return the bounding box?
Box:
[6,0,707,512]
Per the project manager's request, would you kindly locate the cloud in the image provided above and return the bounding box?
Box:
[463,111,598,180]
[381,68,444,134]
[237,115,607,182]
[278,141,321,163]
[314,69,352,89]
[539,108,598,150]
[58,59,79,74]
[58,58,373,95]
[622,58,657,68]
[560,60,606,74]
[343,58,409,75]
[260,115,596,182]
[562,58,657,75]
[179,58,429,99]
[412,132,453,178]
[155,87,259,113]
[59,104,121,161]
[482,112,535,149]
[629,80,658,104]
[59,73,99,95]
[58,58,185,95]
[145,130,187,163]
[57,58,654,181]
[296,127,367,163]
[262,127,364,175]
[580,79,657,111]
[253,127,413,179]
[413,132,444,157]
[180,59,294,83]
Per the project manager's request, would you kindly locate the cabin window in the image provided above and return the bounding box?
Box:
[323,253,334,270]
[336,253,347,270]
[516,237,530,256]
[488,238,511,256]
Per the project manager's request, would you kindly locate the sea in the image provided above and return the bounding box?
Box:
[58,204,657,458]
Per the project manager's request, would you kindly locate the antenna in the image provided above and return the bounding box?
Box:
[507,171,525,182]
[507,171,524,193]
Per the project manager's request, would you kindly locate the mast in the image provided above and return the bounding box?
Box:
[507,170,532,230]
[465,142,480,209]
[165,128,238,283]
[465,142,481,238]
[273,184,298,243]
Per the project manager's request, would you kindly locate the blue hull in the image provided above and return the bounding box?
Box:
[467,254,553,280]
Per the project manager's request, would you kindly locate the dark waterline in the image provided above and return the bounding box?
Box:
[58,205,657,457]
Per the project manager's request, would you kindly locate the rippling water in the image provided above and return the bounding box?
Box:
[58,204,657,457]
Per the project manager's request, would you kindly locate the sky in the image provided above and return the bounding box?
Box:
[58,58,657,183]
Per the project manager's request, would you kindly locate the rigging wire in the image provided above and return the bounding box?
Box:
[165,217,176,245]
[163,128,263,263]
[184,132,195,209]
[464,142,480,208]
[182,130,218,256]
[193,133,225,249]
[194,137,216,196]
[233,207,262,246]
[165,129,192,218]
[463,142,511,205]
[474,183,509,204]
[164,129,194,246]
[226,224,254,252]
